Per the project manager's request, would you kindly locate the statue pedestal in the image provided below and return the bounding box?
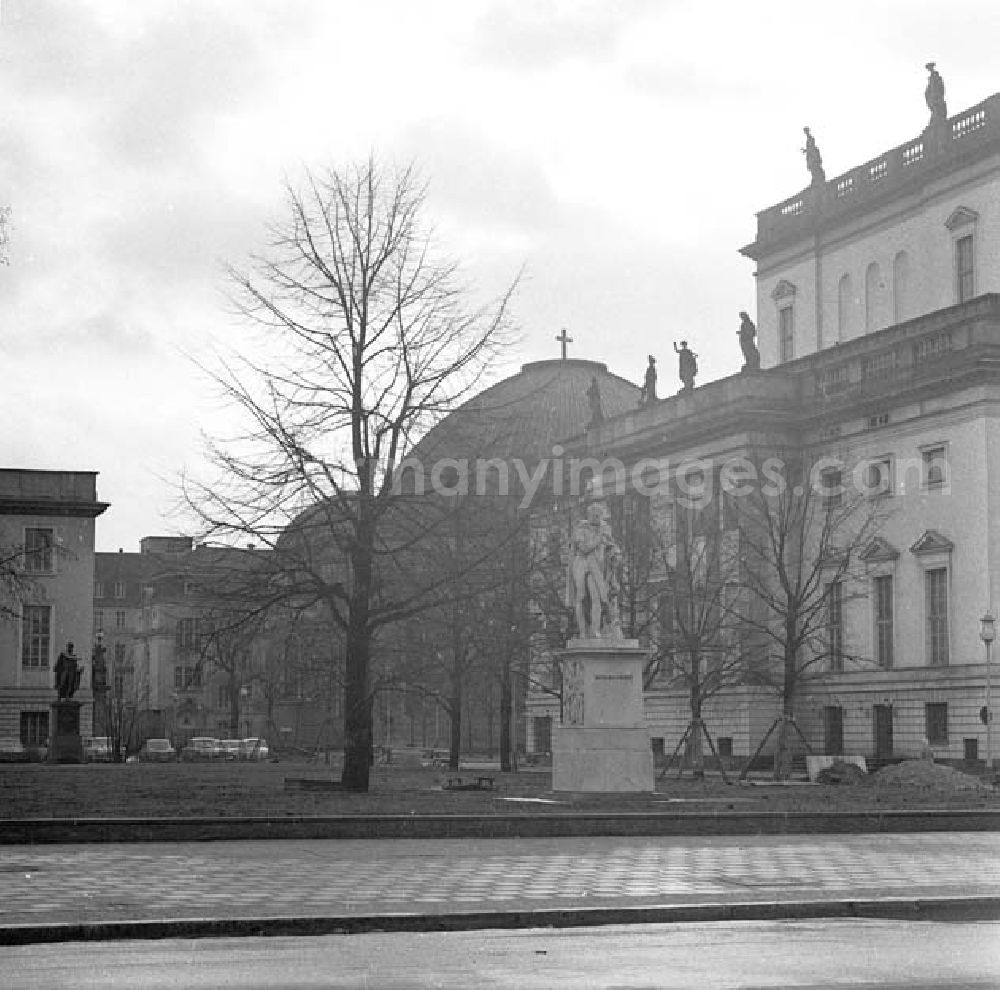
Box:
[552,639,654,793]
[48,700,83,764]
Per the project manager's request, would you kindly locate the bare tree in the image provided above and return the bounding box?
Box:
[184,157,516,791]
[730,444,889,779]
[641,477,763,780]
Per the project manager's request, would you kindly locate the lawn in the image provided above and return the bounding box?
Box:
[1,758,998,819]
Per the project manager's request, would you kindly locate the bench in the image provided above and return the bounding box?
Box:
[444,775,495,791]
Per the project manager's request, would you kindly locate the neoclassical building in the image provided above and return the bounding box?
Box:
[0,469,107,750]
[526,79,1000,768]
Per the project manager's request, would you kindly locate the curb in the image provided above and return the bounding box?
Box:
[3,809,1000,844]
[3,896,999,945]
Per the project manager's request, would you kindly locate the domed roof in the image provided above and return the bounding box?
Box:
[414,358,640,465]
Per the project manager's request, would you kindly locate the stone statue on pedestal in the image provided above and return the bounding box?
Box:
[566,499,622,640]
[54,642,83,700]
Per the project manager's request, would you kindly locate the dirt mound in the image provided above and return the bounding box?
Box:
[816,760,867,785]
[872,760,988,792]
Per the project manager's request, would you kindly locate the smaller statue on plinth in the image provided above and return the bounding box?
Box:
[566,499,622,640]
[925,62,947,125]
[54,642,83,701]
[586,375,604,428]
[737,311,761,371]
[802,126,825,185]
[638,355,657,406]
[673,340,698,392]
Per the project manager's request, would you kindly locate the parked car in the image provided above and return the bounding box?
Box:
[0,738,26,762]
[239,737,269,760]
[138,738,176,762]
[219,739,242,760]
[83,736,112,762]
[181,737,223,761]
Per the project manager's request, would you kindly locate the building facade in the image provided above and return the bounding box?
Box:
[0,469,107,751]
[527,80,1000,768]
[95,537,275,749]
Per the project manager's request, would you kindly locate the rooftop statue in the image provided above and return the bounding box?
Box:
[586,375,604,427]
[925,62,947,124]
[738,311,761,371]
[802,126,825,185]
[674,340,698,392]
[566,499,622,640]
[638,355,657,406]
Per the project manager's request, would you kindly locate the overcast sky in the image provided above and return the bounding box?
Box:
[2,0,998,551]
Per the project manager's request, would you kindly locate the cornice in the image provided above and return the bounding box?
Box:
[0,499,110,519]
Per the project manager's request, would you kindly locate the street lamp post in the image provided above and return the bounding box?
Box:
[980,610,995,771]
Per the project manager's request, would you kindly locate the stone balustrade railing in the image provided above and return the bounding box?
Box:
[748,94,1000,253]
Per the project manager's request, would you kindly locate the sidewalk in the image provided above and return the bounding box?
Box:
[3,832,1000,943]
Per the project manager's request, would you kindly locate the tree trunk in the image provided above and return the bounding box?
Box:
[687,677,705,776]
[774,639,798,780]
[341,536,374,791]
[499,657,513,772]
[448,692,462,771]
[230,683,241,738]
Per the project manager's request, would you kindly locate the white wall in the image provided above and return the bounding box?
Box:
[755,168,1000,366]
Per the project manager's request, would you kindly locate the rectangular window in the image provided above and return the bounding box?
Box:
[873,574,894,668]
[23,528,54,574]
[779,307,794,362]
[925,702,948,745]
[94,609,104,633]
[175,665,200,689]
[21,605,51,668]
[926,568,949,666]
[956,235,975,302]
[827,581,843,671]
[922,446,947,490]
[20,711,48,746]
[114,581,126,599]
[176,617,200,651]
[94,581,104,599]
[820,468,843,509]
[115,610,128,631]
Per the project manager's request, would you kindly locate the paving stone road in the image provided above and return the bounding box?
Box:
[2,832,999,929]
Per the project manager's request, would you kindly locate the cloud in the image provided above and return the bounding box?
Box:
[391,117,564,238]
[472,0,658,70]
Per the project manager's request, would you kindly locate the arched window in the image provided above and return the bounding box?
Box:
[893,251,910,323]
[865,262,884,332]
[837,274,853,341]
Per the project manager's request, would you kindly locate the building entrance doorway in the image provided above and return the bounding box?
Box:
[873,704,893,761]
[823,706,844,754]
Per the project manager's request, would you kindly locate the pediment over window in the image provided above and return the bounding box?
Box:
[910,529,954,556]
[944,206,979,231]
[861,537,899,563]
[771,279,797,301]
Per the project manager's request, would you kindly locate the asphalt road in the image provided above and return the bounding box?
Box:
[4,919,1000,989]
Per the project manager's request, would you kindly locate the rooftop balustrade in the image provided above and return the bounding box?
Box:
[744,95,1000,258]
